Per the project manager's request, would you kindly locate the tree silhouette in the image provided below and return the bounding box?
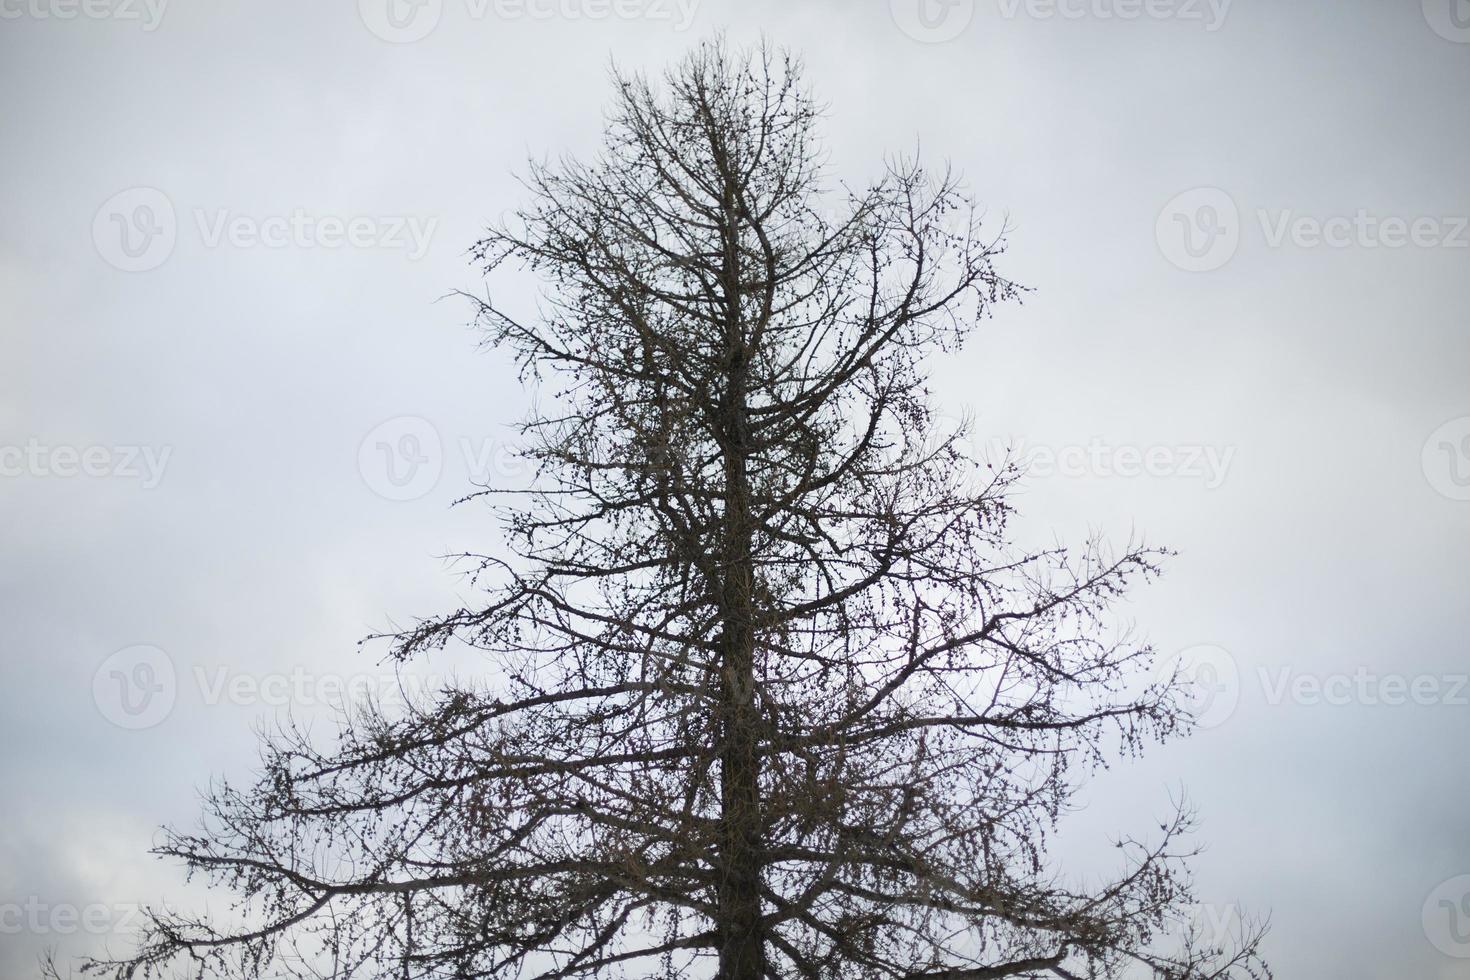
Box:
[81,38,1268,980]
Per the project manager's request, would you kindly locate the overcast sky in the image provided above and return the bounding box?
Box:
[2,1,1468,977]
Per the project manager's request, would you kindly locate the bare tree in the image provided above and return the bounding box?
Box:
[78,38,1268,980]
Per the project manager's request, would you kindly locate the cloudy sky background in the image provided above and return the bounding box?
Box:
[2,0,1469,977]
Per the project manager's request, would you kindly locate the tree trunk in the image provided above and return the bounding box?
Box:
[715,176,765,980]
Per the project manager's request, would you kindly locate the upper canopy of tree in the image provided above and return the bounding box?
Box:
[73,36,1268,980]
